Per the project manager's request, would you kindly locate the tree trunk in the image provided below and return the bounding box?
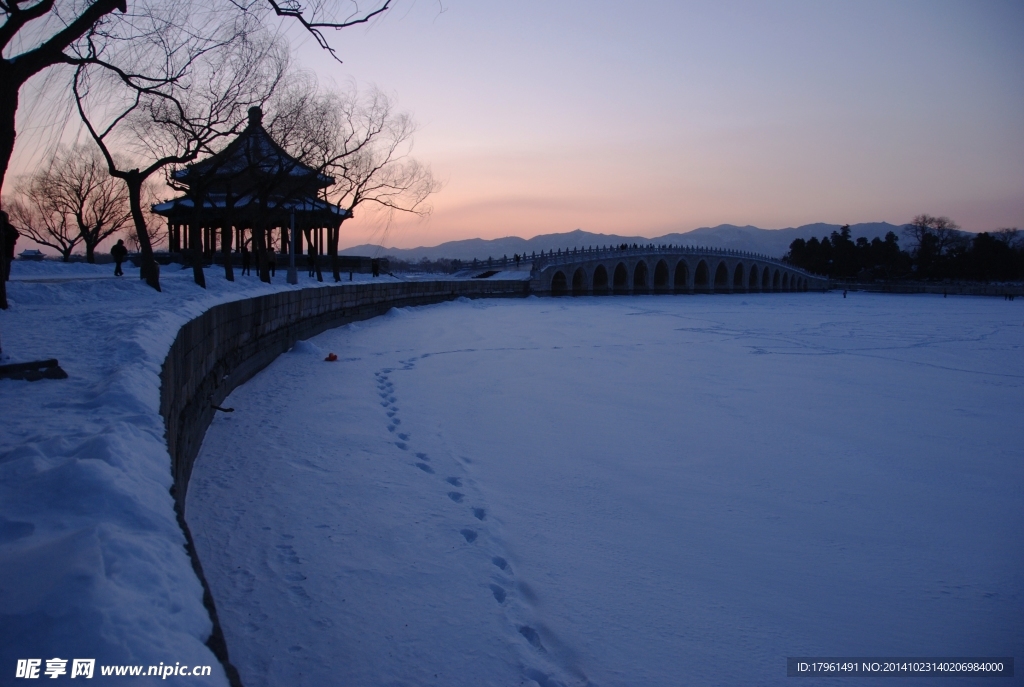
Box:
[221,223,234,282]
[0,209,8,310]
[329,225,340,282]
[189,222,205,288]
[190,190,206,288]
[255,225,270,283]
[126,173,160,291]
[86,241,95,263]
[0,87,17,359]
[0,78,19,209]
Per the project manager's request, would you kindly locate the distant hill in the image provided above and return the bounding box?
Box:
[342,222,909,262]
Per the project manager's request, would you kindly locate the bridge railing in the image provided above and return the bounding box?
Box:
[461,244,825,281]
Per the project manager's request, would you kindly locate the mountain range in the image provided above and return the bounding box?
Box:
[341,222,909,262]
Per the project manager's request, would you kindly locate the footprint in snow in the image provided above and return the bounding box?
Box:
[448,492,464,503]
[518,626,544,651]
[473,508,486,521]
[446,477,461,487]
[460,529,477,543]
[416,462,434,473]
[276,544,300,565]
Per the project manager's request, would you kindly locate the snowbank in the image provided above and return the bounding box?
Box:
[0,262,407,684]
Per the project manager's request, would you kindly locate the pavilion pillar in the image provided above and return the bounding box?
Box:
[329,221,342,282]
[254,222,270,283]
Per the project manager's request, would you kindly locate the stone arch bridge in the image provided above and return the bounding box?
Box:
[525,245,828,295]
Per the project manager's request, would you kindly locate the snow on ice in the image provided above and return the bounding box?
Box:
[187,293,1023,686]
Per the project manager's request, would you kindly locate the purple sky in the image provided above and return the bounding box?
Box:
[8,1,1023,252]
[302,0,1023,248]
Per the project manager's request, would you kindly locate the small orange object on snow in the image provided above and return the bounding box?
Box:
[325,353,338,362]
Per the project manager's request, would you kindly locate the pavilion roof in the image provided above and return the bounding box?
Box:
[171,107,333,191]
[151,191,351,224]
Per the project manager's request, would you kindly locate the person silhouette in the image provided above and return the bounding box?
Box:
[111,239,128,276]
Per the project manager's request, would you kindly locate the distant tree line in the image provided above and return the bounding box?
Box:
[785,216,1024,281]
[387,257,464,274]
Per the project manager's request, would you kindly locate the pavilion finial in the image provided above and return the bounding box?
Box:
[248,106,263,128]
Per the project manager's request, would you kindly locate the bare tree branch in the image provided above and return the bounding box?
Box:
[263,0,390,61]
[264,79,440,280]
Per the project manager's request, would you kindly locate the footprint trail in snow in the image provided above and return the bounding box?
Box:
[375,355,590,687]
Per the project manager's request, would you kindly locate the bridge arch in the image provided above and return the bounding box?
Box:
[633,260,649,293]
[593,264,609,294]
[531,250,823,295]
[551,271,567,295]
[713,261,729,293]
[613,262,629,294]
[572,267,588,296]
[674,260,689,293]
[653,259,670,292]
[694,260,710,293]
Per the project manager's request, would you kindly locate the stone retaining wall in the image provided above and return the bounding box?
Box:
[160,279,528,512]
[158,279,527,686]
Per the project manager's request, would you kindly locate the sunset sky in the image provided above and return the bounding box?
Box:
[306,0,1023,249]
[9,1,1024,251]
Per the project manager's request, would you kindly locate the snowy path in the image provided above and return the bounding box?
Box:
[188,293,1024,686]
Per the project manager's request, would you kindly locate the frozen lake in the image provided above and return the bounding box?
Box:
[188,293,1023,686]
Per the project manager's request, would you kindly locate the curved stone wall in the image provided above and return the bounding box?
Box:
[158,278,527,685]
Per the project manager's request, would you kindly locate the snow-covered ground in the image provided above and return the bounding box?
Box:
[0,260,408,684]
[188,294,1024,686]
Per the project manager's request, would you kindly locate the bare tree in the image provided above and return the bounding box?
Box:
[4,188,82,261]
[57,145,133,261]
[122,190,166,252]
[4,144,133,261]
[0,0,392,203]
[994,228,1021,250]
[266,82,440,281]
[904,214,964,257]
[74,15,288,289]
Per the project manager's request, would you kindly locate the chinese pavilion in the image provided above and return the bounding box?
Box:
[152,106,349,282]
